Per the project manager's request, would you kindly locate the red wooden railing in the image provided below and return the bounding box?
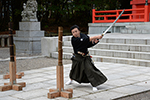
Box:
[92,5,149,23]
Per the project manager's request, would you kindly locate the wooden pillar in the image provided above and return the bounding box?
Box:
[0,22,26,92]
[47,27,73,99]
[1,37,4,47]
[7,37,9,47]
[144,0,149,22]
[57,27,64,91]
[92,4,95,23]
[3,45,24,79]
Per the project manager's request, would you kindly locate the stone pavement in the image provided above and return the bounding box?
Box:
[0,62,150,100]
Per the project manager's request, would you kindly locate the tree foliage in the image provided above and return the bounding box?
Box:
[0,0,131,32]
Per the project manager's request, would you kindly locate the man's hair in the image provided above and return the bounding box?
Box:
[70,25,80,32]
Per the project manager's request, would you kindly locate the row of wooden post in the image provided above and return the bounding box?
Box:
[0,25,73,99]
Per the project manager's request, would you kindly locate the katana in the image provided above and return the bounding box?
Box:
[102,9,125,36]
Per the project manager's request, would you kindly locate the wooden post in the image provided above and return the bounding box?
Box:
[57,27,64,91]
[144,0,149,22]
[92,4,95,23]
[0,31,24,79]
[3,47,24,79]
[0,22,26,92]
[47,27,73,99]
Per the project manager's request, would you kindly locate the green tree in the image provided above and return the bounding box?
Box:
[0,0,132,32]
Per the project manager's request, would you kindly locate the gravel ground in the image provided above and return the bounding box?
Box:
[0,48,72,75]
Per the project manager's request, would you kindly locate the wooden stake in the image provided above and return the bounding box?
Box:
[3,56,24,79]
[47,27,73,99]
[0,22,26,92]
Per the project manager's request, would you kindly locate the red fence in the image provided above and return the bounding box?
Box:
[92,5,149,23]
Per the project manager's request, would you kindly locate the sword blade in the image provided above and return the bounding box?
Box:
[102,9,125,36]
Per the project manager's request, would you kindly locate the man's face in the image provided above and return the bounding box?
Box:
[71,28,80,37]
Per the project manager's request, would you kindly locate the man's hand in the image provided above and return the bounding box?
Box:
[90,34,103,42]
[99,35,103,39]
[92,39,99,44]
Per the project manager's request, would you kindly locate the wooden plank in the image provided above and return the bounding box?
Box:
[4,83,9,85]
[47,91,60,99]
[18,72,24,76]
[3,74,10,79]
[49,89,57,92]
[65,88,73,94]
[17,82,26,87]
[12,84,22,91]
[0,85,12,91]
[3,73,23,79]
[61,91,72,98]
[0,31,15,35]
[16,74,22,79]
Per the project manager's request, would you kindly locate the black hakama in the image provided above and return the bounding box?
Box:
[69,54,107,87]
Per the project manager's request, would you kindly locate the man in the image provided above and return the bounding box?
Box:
[66,25,107,91]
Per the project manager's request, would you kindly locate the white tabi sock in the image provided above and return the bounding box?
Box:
[65,80,72,85]
[93,87,98,91]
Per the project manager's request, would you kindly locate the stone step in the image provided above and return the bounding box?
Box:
[125,24,150,30]
[63,42,150,52]
[63,37,150,46]
[51,52,150,67]
[88,22,150,34]
[94,43,150,52]
[62,46,150,60]
[121,29,150,34]
[100,38,150,44]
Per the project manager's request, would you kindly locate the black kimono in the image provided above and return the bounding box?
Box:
[69,33,107,87]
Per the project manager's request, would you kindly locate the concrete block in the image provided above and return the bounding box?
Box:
[141,46,150,52]
[88,23,126,34]
[107,38,125,44]
[117,59,128,65]
[41,37,58,57]
[127,29,132,34]
[126,25,135,29]
[63,53,72,59]
[63,36,72,41]
[141,30,150,34]
[126,39,146,45]
[130,46,139,51]
[99,43,110,49]
[139,61,147,67]
[147,40,150,45]
[132,29,142,34]
[121,29,127,33]
[140,53,150,60]
[14,36,43,54]
[63,41,71,47]
[15,31,44,37]
[63,47,73,53]
[19,22,41,31]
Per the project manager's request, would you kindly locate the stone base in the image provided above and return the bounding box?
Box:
[88,23,126,34]
[22,19,38,22]
[14,37,44,54]
[88,22,150,34]
[19,22,41,31]
[14,22,44,54]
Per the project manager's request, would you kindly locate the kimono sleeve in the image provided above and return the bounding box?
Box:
[87,41,99,48]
